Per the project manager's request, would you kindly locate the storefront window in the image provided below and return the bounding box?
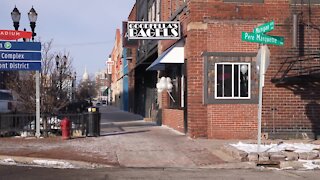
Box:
[166,65,182,109]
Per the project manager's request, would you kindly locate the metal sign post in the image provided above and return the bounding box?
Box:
[256,45,270,152]
[35,70,41,138]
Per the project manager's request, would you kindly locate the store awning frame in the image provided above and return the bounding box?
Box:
[146,40,184,71]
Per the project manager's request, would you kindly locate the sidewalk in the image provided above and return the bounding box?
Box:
[1,106,319,170]
[0,117,240,168]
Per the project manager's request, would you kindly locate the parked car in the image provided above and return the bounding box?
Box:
[0,90,18,113]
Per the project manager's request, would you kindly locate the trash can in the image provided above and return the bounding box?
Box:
[86,107,100,137]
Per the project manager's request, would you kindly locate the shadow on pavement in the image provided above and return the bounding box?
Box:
[101,112,144,122]
[99,106,144,122]
[100,130,150,137]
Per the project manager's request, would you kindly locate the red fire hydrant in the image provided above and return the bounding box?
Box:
[60,117,71,140]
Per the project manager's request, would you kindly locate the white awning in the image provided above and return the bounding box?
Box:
[146,40,184,71]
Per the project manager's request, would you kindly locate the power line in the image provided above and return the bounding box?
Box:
[54,41,113,47]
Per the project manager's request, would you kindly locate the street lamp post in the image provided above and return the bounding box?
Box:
[55,55,68,100]
[73,71,77,101]
[11,6,40,137]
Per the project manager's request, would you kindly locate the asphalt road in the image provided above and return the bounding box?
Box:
[1,165,320,180]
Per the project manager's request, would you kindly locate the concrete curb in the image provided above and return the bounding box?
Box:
[0,155,112,169]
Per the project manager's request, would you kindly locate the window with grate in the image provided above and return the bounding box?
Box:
[215,63,251,99]
[204,53,258,104]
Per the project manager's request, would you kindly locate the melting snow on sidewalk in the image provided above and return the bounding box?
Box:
[32,160,75,169]
[0,158,76,169]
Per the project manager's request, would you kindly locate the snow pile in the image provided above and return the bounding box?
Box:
[230,142,320,170]
[230,142,320,153]
[0,158,17,165]
[32,159,75,169]
[299,160,320,170]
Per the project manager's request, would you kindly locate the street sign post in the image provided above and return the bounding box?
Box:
[241,21,281,152]
[256,45,270,152]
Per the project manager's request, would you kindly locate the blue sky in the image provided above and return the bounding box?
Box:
[0,0,135,79]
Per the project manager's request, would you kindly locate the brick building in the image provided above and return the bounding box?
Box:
[122,0,320,139]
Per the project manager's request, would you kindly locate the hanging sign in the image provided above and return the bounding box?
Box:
[0,30,33,40]
[127,21,181,40]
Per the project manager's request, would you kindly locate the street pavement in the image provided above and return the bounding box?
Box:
[1,165,320,180]
[0,106,238,169]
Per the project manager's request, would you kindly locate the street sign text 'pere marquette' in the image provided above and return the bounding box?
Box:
[241,32,284,46]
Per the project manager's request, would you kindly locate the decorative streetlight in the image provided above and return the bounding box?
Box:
[72,71,77,101]
[11,6,38,41]
[28,6,38,41]
[10,6,40,138]
[11,6,21,30]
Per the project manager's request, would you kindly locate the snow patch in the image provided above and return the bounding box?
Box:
[299,160,320,170]
[230,142,320,153]
[0,158,16,165]
[32,159,75,169]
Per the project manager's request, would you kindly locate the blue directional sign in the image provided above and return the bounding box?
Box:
[0,41,41,51]
[0,41,41,71]
[0,62,41,71]
[0,51,41,61]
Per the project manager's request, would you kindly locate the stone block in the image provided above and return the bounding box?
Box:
[248,153,258,162]
[280,161,304,170]
[222,145,248,162]
[283,151,299,161]
[270,152,286,161]
[258,152,270,162]
[298,152,319,160]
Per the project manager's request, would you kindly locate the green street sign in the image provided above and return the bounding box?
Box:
[242,32,284,46]
[253,21,275,34]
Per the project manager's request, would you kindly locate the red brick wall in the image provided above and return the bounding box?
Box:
[163,109,185,133]
[208,104,258,139]
[127,0,320,139]
[186,0,320,139]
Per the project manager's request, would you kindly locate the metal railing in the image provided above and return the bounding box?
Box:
[0,113,89,137]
